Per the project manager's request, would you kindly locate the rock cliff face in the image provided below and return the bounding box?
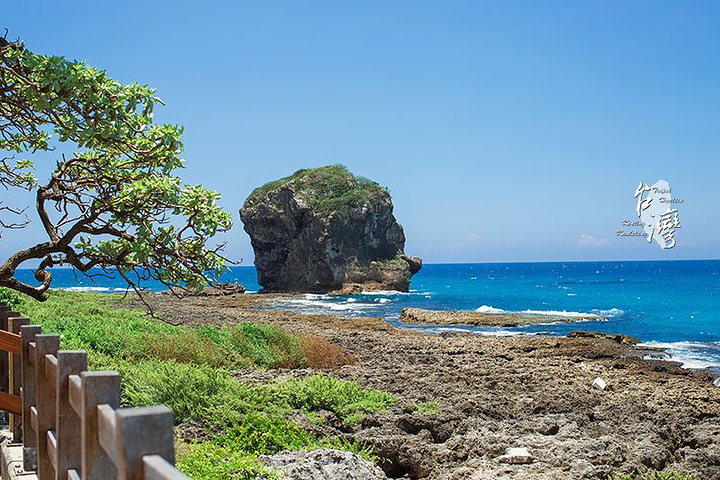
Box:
[240,165,422,293]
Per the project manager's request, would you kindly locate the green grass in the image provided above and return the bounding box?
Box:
[89,356,394,428]
[176,426,377,480]
[414,399,440,414]
[243,164,390,217]
[15,290,303,370]
[2,288,395,479]
[0,287,24,310]
[177,442,280,480]
[263,374,396,427]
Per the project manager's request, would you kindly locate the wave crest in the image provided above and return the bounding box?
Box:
[476,305,505,313]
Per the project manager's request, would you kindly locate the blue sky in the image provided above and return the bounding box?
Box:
[2,1,719,265]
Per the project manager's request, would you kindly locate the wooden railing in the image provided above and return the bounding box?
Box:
[0,304,189,480]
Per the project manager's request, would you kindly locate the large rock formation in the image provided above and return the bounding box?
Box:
[240,165,422,293]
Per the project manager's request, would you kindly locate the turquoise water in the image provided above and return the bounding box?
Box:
[14,260,720,371]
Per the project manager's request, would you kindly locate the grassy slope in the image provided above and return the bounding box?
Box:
[3,289,394,479]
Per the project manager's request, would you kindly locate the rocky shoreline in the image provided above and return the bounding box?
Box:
[138,292,720,479]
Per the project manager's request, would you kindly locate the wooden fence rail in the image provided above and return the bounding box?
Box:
[0,304,189,480]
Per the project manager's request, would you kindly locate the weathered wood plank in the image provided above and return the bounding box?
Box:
[0,328,22,355]
[44,354,58,386]
[0,310,20,424]
[47,431,58,470]
[9,316,29,442]
[55,351,87,479]
[67,375,82,417]
[21,325,41,472]
[97,404,118,468]
[0,310,18,406]
[143,455,189,480]
[35,334,60,480]
[30,406,38,433]
[81,371,120,479]
[0,391,22,415]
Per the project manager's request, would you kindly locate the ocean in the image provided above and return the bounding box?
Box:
[14,260,720,373]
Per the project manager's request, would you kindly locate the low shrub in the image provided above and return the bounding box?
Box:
[300,335,355,368]
[176,441,279,480]
[215,413,316,455]
[0,287,26,310]
[263,373,396,426]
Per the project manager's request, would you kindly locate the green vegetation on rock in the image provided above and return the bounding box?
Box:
[244,164,389,217]
[3,289,393,479]
[414,399,440,414]
[376,253,406,268]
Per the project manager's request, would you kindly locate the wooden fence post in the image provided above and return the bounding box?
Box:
[80,371,120,479]
[54,350,87,479]
[34,334,60,480]
[21,324,41,471]
[8,316,29,443]
[107,405,175,480]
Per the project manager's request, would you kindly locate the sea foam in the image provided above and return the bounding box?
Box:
[62,286,126,293]
[641,341,720,371]
[476,305,505,313]
[520,309,601,318]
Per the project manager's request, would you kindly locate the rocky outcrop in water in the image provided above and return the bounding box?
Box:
[400,308,609,327]
[240,165,421,293]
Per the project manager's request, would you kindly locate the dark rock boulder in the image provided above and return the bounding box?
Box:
[240,165,422,293]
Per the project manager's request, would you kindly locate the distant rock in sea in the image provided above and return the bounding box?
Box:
[400,308,609,327]
[240,165,422,293]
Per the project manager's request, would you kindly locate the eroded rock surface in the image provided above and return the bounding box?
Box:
[260,449,387,480]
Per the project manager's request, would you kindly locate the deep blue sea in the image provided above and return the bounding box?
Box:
[15,260,720,372]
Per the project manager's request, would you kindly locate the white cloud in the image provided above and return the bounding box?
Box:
[577,233,612,248]
[451,232,481,250]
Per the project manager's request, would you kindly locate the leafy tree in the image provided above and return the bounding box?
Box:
[0,35,232,300]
